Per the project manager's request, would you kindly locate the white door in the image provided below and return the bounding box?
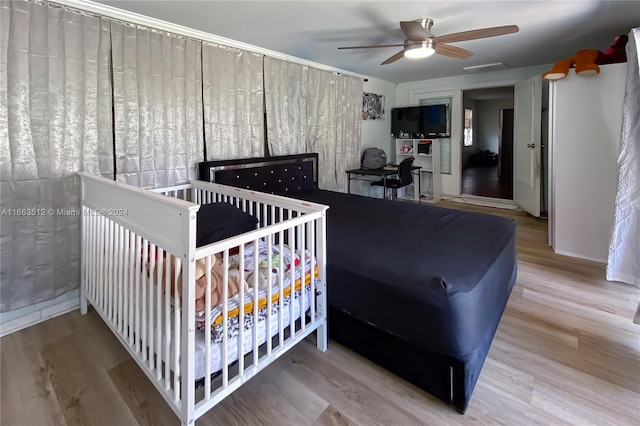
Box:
[513,75,542,217]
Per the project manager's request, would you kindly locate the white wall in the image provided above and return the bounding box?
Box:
[356,77,397,197]
[362,77,397,154]
[396,64,551,196]
[476,98,514,153]
[551,63,626,262]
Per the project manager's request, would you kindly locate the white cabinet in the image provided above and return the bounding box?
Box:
[394,138,441,203]
[550,63,626,262]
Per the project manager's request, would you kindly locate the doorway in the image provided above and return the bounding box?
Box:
[461,87,514,200]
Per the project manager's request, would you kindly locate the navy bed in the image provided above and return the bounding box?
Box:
[198,153,517,413]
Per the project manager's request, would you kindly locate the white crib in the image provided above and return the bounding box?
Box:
[78,173,328,425]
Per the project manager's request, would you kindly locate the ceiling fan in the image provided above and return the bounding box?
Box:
[337,19,519,65]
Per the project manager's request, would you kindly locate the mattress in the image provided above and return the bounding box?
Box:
[294,188,517,358]
[191,284,314,380]
[146,241,318,381]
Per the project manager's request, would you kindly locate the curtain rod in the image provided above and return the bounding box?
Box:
[49,0,369,81]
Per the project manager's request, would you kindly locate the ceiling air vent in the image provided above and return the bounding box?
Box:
[462,62,508,73]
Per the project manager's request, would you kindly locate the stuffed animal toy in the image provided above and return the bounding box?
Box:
[148,255,248,311]
[543,35,628,80]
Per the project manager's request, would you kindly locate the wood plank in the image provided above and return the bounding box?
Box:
[40,334,138,426]
[198,363,328,426]
[107,359,176,426]
[312,405,357,426]
[0,332,67,426]
[278,344,432,425]
[490,338,640,420]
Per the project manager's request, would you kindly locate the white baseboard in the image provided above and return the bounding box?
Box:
[0,290,80,337]
[553,248,607,264]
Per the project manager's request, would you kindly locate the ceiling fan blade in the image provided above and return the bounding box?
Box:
[381,50,405,65]
[434,25,519,44]
[435,43,474,59]
[400,21,427,41]
[338,43,405,50]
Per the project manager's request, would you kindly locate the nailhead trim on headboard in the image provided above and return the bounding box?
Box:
[214,161,315,195]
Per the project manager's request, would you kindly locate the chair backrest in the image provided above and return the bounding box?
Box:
[398,156,415,185]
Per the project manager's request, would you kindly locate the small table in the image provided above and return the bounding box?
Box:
[346,166,422,203]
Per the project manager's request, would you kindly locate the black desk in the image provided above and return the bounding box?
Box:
[346,166,421,203]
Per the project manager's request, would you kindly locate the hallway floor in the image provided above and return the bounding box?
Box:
[462,165,513,200]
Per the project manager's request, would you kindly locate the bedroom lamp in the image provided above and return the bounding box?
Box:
[404,40,436,59]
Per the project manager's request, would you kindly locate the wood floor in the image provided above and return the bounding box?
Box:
[461,165,513,199]
[2,202,639,425]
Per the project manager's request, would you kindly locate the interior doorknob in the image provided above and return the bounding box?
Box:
[527,143,535,148]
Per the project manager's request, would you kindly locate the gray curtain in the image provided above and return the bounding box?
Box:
[607,27,640,292]
[202,42,264,160]
[264,57,308,155]
[606,29,640,324]
[0,0,113,311]
[307,68,362,192]
[111,21,204,188]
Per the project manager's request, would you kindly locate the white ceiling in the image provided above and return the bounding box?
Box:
[96,0,639,84]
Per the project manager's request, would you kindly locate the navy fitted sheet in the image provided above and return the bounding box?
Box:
[295,189,517,357]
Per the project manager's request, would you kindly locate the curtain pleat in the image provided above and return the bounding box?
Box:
[202,43,264,160]
[264,57,308,155]
[607,28,640,291]
[0,0,113,311]
[111,22,203,188]
[307,68,362,192]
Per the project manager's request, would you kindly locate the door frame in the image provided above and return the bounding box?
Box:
[408,78,545,205]
[459,82,520,199]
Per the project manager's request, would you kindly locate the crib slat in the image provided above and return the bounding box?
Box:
[278,230,284,349]
[89,212,95,302]
[108,220,115,322]
[173,255,181,401]
[141,239,148,361]
[104,220,110,318]
[156,248,164,379]
[270,205,275,227]
[289,226,296,340]
[128,229,135,345]
[123,228,130,340]
[149,244,156,369]
[118,224,124,333]
[238,244,245,376]
[266,234,272,357]
[81,207,87,310]
[300,223,306,332]
[310,221,316,322]
[252,239,259,369]
[164,255,171,390]
[101,217,107,315]
[222,250,229,388]
[204,255,212,399]
[114,223,119,330]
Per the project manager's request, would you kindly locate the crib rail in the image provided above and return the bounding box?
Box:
[80,174,327,426]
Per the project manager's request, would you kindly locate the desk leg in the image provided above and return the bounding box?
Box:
[417,170,422,204]
[383,176,387,200]
[347,173,351,194]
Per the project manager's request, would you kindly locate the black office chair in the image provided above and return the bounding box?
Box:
[371,156,415,200]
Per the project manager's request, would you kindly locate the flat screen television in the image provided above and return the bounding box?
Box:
[391,104,450,138]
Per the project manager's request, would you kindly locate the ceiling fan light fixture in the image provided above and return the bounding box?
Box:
[404,40,436,59]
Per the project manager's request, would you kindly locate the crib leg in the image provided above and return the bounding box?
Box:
[316,320,328,352]
[80,287,88,315]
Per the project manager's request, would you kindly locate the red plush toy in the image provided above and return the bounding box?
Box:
[543,35,628,80]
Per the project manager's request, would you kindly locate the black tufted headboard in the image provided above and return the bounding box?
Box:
[198,153,318,196]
